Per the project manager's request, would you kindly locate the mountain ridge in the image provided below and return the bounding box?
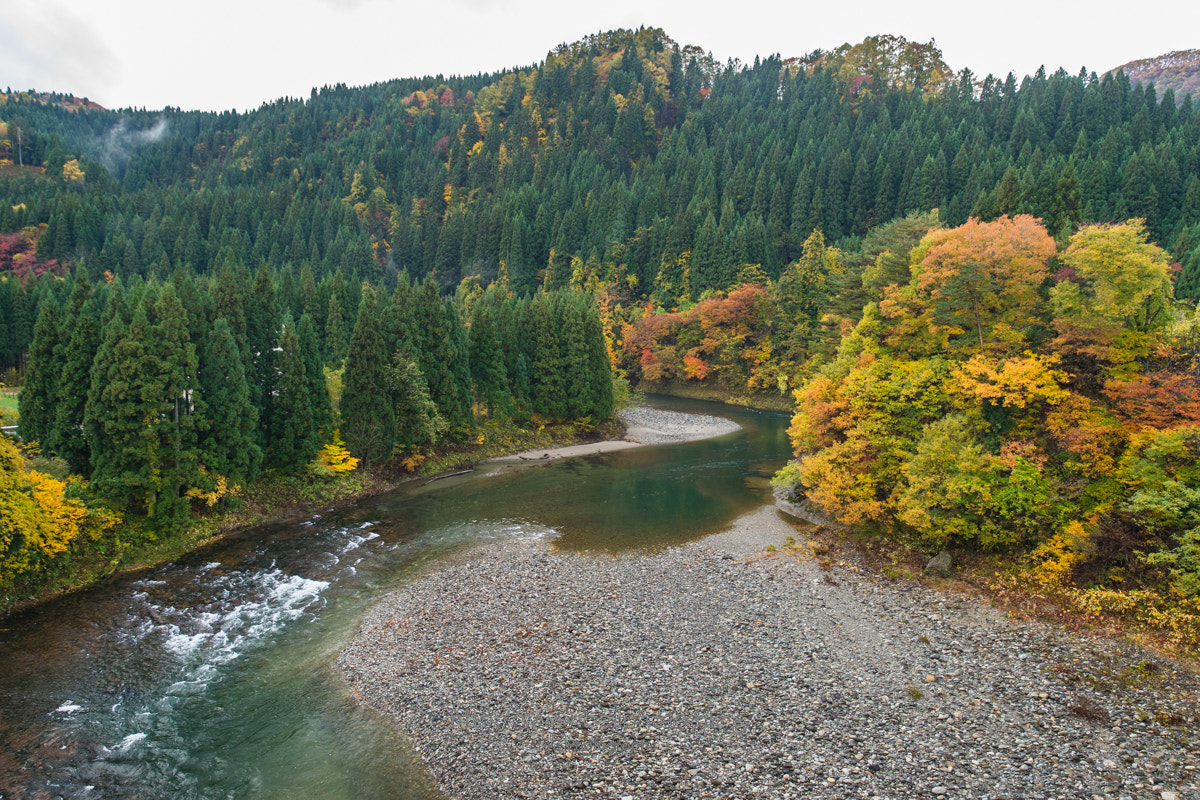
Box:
[1110,48,1200,103]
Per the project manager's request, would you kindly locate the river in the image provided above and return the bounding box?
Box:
[0,397,791,799]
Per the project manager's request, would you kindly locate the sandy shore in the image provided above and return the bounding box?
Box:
[339,506,1200,800]
[488,406,741,462]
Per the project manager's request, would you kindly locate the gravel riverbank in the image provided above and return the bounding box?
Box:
[618,406,741,445]
[489,407,743,463]
[338,506,1200,800]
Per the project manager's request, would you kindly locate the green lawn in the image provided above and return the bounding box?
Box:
[0,391,19,424]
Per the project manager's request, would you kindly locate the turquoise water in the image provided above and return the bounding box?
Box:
[0,397,791,798]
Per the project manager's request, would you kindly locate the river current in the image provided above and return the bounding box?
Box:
[0,397,790,799]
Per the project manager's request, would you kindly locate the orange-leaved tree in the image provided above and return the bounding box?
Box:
[884,215,1055,355]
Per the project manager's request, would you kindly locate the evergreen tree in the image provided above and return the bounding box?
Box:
[325,291,349,367]
[268,314,319,471]
[559,296,593,420]
[198,317,261,486]
[410,277,471,432]
[529,292,566,420]
[298,312,333,440]
[148,283,201,531]
[468,301,509,419]
[582,298,615,421]
[84,280,130,485]
[49,296,100,474]
[18,296,62,447]
[441,296,475,429]
[340,286,394,465]
[90,301,162,512]
[246,264,279,448]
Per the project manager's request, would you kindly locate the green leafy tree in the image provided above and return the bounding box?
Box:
[389,352,445,448]
[773,229,843,366]
[900,215,1055,354]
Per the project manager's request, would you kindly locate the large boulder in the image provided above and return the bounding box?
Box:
[925,550,953,576]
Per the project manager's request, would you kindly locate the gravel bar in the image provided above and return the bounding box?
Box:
[618,407,741,445]
[338,506,1200,800]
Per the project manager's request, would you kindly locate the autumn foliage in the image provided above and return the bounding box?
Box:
[0,437,120,589]
[620,283,773,390]
[0,227,59,280]
[775,216,1200,609]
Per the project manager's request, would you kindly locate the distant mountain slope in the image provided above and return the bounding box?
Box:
[3,26,1200,316]
[0,90,105,113]
[1110,49,1200,103]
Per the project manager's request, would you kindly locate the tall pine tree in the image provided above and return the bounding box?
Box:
[340,285,395,465]
[268,314,319,471]
[49,296,100,474]
[18,295,63,447]
[198,316,261,487]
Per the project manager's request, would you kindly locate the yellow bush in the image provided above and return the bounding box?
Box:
[0,437,120,587]
[1029,520,1094,586]
[318,431,359,474]
[185,467,242,508]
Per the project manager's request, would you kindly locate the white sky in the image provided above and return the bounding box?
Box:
[1,0,1197,113]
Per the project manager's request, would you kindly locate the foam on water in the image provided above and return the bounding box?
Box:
[149,568,330,667]
[340,530,379,554]
[116,733,146,751]
[428,518,558,546]
[28,515,393,796]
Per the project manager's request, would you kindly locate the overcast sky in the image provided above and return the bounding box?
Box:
[2,0,1197,113]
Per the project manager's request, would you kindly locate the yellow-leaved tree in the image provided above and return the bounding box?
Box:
[0,437,120,589]
[314,431,359,476]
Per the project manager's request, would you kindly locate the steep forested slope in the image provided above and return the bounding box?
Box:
[4,27,1200,324]
[1112,50,1200,105]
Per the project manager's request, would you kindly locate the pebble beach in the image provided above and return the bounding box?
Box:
[338,409,1200,800]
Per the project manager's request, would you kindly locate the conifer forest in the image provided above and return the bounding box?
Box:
[3,28,1200,637]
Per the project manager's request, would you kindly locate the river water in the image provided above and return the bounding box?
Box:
[0,398,791,799]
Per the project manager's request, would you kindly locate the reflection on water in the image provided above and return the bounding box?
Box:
[0,397,790,798]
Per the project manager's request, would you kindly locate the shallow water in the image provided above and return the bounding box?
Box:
[0,397,791,798]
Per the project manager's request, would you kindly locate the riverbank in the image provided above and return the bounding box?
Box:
[489,407,741,461]
[0,413,634,619]
[634,380,795,413]
[339,505,1200,800]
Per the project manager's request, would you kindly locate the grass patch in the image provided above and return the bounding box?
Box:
[0,469,385,616]
[0,390,18,427]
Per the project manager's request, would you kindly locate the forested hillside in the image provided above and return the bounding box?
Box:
[4,28,1200,632]
[1112,50,1200,107]
[3,28,1200,386]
